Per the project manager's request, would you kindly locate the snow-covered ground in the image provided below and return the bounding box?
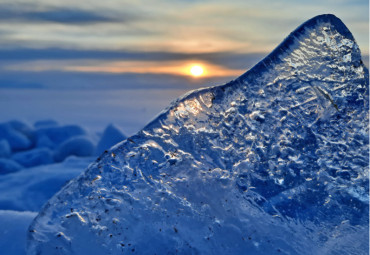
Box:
[0,210,37,255]
[0,158,94,255]
[0,119,131,255]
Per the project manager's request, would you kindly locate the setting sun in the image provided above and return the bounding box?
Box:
[190,65,204,77]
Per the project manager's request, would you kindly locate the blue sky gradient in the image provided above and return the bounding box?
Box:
[0,0,368,88]
[0,0,368,133]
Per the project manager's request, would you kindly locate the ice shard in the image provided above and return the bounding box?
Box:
[28,14,369,254]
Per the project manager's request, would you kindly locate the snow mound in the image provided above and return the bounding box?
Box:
[12,148,54,168]
[96,124,127,155]
[8,120,34,141]
[0,120,117,172]
[0,122,32,151]
[0,156,93,211]
[0,158,23,174]
[35,125,87,148]
[54,136,95,162]
[28,15,369,254]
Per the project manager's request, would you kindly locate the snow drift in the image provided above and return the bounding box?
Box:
[28,14,369,254]
[0,121,127,173]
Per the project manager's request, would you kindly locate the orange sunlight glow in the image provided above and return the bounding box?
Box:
[7,60,244,78]
[190,65,204,77]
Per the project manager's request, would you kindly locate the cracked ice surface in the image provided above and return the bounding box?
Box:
[28,14,369,254]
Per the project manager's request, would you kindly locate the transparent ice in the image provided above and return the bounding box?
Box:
[28,14,369,255]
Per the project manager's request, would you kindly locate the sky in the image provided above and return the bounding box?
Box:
[0,0,368,134]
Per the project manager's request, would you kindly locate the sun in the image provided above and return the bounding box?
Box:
[190,65,204,77]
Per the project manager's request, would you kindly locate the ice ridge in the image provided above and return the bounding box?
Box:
[28,14,369,255]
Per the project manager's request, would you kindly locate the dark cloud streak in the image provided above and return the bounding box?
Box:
[0,70,235,90]
[0,6,126,24]
[0,48,267,70]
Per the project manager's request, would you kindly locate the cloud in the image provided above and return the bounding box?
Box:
[0,6,125,24]
[0,69,235,91]
[0,47,267,71]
